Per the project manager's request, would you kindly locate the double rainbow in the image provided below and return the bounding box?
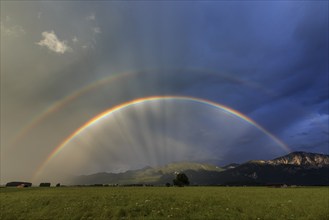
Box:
[33,96,290,180]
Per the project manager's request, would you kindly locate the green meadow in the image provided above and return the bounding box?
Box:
[1,187,328,220]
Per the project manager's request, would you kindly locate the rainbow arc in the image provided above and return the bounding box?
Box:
[32,96,290,181]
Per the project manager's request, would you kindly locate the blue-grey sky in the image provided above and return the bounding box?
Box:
[1,1,328,183]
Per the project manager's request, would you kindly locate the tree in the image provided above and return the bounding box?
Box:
[173,172,189,187]
[39,182,51,187]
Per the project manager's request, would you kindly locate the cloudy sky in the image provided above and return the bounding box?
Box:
[1,1,328,184]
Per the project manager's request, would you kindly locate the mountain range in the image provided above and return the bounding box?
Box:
[70,151,329,186]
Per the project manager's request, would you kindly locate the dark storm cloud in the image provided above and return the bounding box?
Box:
[184,2,329,145]
[32,1,327,124]
[1,1,328,183]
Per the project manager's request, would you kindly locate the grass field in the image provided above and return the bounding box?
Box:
[1,186,328,220]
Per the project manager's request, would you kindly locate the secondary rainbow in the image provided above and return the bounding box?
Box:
[11,69,276,148]
[9,71,139,148]
[33,96,290,180]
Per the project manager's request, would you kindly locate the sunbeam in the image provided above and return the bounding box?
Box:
[33,96,289,183]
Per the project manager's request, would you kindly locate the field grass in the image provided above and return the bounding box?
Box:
[1,186,328,220]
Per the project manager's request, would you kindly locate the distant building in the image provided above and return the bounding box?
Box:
[6,182,32,187]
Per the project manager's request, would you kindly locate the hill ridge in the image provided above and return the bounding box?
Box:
[70,151,329,186]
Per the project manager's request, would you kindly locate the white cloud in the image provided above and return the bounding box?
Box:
[1,22,26,37]
[86,14,95,21]
[72,36,78,43]
[93,27,101,34]
[37,31,72,54]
